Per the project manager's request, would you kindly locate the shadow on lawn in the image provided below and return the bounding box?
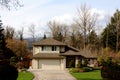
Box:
[77,78,103,80]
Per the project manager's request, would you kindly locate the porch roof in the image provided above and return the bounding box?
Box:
[60,50,98,58]
[33,53,64,59]
[60,50,83,56]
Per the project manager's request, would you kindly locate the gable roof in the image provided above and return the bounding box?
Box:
[33,38,66,46]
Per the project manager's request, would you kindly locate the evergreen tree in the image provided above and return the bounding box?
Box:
[43,34,47,39]
[88,30,98,45]
[0,20,15,60]
[101,9,120,52]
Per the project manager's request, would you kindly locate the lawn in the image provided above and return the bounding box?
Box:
[17,71,34,80]
[71,70,103,80]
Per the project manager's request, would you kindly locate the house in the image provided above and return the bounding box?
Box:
[32,38,97,70]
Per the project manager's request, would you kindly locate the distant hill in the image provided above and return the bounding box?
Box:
[24,37,42,51]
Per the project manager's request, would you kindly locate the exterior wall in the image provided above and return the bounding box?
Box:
[40,46,60,53]
[33,46,65,54]
[32,44,66,70]
[60,46,65,52]
[75,56,79,67]
[61,58,66,69]
[33,46,40,55]
[32,59,38,69]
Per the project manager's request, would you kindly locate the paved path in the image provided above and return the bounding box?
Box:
[29,69,76,80]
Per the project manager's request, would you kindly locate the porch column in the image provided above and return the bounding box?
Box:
[63,57,66,69]
[61,57,66,70]
[75,56,79,68]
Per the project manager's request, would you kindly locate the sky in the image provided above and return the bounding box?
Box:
[0,0,120,38]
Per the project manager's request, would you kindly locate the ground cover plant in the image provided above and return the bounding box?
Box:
[71,70,102,80]
[17,71,34,80]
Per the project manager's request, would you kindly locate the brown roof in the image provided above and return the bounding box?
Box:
[60,50,85,58]
[79,50,98,58]
[60,50,98,58]
[33,38,66,46]
[33,53,64,59]
[67,45,80,52]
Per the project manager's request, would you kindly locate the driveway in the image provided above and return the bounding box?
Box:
[29,69,76,80]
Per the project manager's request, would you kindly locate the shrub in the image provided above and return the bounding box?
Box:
[77,60,83,68]
[69,68,79,73]
[69,60,74,68]
[98,48,120,80]
[82,67,93,72]
[10,56,18,67]
[101,59,120,80]
[81,59,88,67]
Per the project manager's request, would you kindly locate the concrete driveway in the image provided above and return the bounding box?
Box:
[29,69,76,80]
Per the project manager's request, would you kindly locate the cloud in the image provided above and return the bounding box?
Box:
[90,8,106,20]
[50,14,74,25]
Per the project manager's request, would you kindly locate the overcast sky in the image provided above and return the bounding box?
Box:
[0,0,120,38]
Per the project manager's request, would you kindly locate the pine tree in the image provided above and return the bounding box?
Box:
[101,9,120,52]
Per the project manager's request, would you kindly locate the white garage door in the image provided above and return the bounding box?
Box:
[39,59,61,70]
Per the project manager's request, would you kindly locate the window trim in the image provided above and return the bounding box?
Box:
[52,46,57,51]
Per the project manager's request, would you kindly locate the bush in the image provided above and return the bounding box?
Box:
[82,67,93,72]
[69,68,79,73]
[77,60,83,68]
[69,60,74,68]
[101,62,120,80]
[98,48,120,80]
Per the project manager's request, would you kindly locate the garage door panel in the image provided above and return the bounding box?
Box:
[39,59,61,70]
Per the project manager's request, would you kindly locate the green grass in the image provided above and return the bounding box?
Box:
[71,70,103,80]
[17,71,34,80]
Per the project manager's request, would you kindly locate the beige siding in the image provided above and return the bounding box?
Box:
[32,59,38,69]
[33,46,40,55]
[33,46,66,54]
[40,46,60,53]
[32,45,66,70]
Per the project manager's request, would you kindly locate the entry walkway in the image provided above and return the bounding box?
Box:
[29,69,76,80]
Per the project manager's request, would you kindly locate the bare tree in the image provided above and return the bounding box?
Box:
[74,3,98,49]
[116,10,120,52]
[47,20,69,42]
[0,0,23,10]
[4,26,15,39]
[69,24,84,49]
[28,24,35,42]
[104,14,111,48]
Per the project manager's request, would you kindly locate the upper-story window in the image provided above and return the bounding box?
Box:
[52,46,57,51]
[60,46,65,52]
[42,46,47,51]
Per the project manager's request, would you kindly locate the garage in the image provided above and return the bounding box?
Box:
[39,59,62,70]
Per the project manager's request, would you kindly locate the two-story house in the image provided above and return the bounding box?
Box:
[32,38,97,70]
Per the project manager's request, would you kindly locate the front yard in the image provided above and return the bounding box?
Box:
[17,71,34,80]
[71,70,103,80]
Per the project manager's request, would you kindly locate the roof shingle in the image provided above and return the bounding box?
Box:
[33,38,66,46]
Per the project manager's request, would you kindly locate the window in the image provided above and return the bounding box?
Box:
[52,46,57,51]
[42,46,47,51]
[60,46,65,52]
